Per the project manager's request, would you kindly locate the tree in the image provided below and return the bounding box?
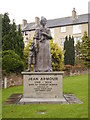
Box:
[2,13,10,37]
[15,25,24,59]
[75,40,84,66]
[69,36,75,66]
[64,36,69,65]
[81,31,90,61]
[75,31,90,67]
[2,13,24,59]
[80,31,90,67]
[7,19,17,50]
[64,36,75,66]
[2,13,11,51]
[75,40,81,60]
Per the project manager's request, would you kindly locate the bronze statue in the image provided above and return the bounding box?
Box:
[27,16,52,72]
[34,16,52,72]
[27,42,36,72]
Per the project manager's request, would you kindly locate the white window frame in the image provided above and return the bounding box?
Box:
[61,27,66,33]
[60,38,65,46]
[74,36,81,45]
[24,31,28,36]
[73,25,81,34]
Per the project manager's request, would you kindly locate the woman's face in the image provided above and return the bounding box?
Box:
[41,20,46,26]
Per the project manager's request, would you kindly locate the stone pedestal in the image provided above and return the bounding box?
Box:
[20,72,66,103]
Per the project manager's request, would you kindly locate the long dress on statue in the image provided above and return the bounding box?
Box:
[34,26,52,72]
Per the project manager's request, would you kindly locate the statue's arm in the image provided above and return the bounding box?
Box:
[34,28,39,40]
[41,28,52,39]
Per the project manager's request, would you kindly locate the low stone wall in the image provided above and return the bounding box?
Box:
[64,67,88,76]
[2,73,23,88]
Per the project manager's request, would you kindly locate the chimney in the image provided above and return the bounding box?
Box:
[22,19,27,28]
[35,17,40,26]
[72,8,77,20]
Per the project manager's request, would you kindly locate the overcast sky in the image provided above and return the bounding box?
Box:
[0,0,89,25]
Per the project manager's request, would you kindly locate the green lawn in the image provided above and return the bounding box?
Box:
[2,74,88,118]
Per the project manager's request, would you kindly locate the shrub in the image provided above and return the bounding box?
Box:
[2,50,24,73]
[50,41,64,71]
[24,40,32,69]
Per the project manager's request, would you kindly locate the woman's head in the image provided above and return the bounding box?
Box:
[40,16,47,26]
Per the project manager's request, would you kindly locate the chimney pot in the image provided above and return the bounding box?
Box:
[22,19,27,28]
[72,8,77,20]
[35,17,40,26]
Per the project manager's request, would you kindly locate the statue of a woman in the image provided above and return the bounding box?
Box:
[34,16,52,72]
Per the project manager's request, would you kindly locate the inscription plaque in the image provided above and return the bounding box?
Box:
[22,72,64,98]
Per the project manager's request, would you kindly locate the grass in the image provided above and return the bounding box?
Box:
[2,74,88,118]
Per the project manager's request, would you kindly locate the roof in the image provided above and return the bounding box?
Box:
[22,14,88,32]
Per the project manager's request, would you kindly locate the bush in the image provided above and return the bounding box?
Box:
[24,40,32,69]
[2,50,24,73]
[50,41,64,71]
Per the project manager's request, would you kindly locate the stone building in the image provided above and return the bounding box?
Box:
[22,8,88,49]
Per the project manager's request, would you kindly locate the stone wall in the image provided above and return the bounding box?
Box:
[64,67,88,76]
[2,73,23,88]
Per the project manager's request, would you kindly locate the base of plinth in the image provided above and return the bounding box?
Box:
[19,97,67,104]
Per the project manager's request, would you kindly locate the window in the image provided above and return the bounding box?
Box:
[25,31,28,36]
[74,36,81,45]
[50,28,54,38]
[73,25,81,34]
[61,27,66,33]
[60,38,65,46]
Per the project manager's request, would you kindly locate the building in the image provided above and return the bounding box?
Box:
[22,8,88,48]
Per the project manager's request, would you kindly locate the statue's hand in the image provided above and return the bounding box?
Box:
[41,32,47,36]
[41,32,52,39]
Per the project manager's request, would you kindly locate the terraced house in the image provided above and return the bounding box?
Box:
[22,8,88,49]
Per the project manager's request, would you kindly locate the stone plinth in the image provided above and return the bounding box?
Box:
[20,72,65,103]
